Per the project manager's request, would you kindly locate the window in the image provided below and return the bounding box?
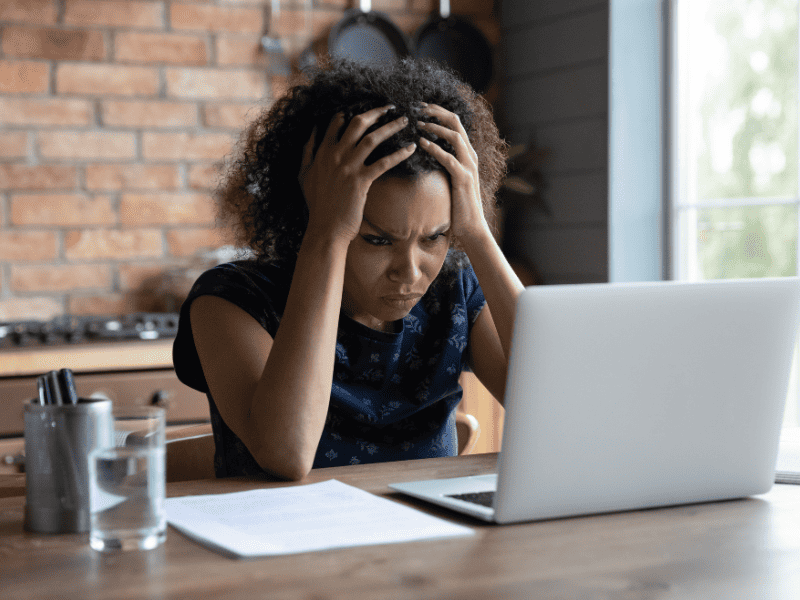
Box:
[672,0,800,427]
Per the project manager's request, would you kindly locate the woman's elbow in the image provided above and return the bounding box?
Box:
[252,448,315,482]
[243,418,322,481]
[275,461,313,482]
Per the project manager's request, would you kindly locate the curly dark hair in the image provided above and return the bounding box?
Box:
[216,57,508,272]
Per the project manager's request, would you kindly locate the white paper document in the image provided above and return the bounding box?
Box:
[165,479,474,558]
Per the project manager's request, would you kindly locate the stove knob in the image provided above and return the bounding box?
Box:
[65,330,84,344]
[150,389,173,409]
[12,325,32,346]
[65,317,83,343]
[39,322,60,345]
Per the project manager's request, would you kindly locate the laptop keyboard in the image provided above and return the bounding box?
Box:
[446,491,495,507]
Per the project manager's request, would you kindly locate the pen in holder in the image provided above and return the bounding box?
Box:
[24,398,113,533]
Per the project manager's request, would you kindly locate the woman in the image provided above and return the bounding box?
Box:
[173,58,524,481]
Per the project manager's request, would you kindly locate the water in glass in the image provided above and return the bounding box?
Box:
[89,445,166,551]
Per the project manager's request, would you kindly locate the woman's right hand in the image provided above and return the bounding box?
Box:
[299,105,415,244]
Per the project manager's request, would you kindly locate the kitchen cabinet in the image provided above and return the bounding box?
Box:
[0,340,210,436]
[0,437,24,475]
[0,339,210,473]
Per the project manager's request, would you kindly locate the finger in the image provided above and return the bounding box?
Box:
[418,136,463,174]
[422,103,469,134]
[352,116,409,164]
[364,142,417,181]
[338,104,395,147]
[418,137,482,222]
[418,121,476,166]
[421,104,477,157]
[299,126,317,177]
[421,104,477,156]
[421,102,463,125]
[319,113,348,149]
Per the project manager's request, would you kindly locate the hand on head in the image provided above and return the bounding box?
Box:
[416,103,488,243]
[299,105,416,244]
[299,101,489,248]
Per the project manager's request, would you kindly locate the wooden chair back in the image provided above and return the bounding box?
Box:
[456,411,480,455]
[165,424,215,483]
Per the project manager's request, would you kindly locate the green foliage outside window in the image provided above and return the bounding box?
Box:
[689,0,798,279]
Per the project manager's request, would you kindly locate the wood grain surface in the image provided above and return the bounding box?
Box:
[2,454,800,599]
[0,339,174,377]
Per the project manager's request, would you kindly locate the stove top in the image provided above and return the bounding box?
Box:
[0,313,180,348]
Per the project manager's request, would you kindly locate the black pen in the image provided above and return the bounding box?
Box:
[58,368,79,405]
[36,375,48,406]
[46,370,64,406]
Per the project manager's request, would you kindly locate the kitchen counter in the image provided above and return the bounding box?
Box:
[0,339,174,378]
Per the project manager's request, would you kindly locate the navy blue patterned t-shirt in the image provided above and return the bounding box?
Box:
[172,256,486,477]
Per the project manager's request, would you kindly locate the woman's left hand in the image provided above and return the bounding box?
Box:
[417,103,489,243]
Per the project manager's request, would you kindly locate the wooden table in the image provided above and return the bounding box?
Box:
[2,454,800,599]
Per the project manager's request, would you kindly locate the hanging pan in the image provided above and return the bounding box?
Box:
[328,0,411,66]
[412,0,493,93]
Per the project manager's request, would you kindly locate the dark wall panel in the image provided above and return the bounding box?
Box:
[498,0,609,284]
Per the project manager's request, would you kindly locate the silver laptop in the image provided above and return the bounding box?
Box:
[389,278,800,523]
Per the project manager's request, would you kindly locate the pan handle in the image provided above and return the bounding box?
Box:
[360,0,371,14]
[440,0,450,19]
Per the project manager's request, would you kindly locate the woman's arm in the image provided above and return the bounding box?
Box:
[460,230,523,360]
[418,104,524,404]
[191,106,416,481]
[191,232,349,481]
[460,233,524,404]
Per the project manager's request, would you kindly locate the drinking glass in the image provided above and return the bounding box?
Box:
[89,406,166,551]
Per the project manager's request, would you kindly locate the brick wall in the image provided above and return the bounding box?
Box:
[0,0,499,321]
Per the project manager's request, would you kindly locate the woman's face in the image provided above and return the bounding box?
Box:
[342,171,452,332]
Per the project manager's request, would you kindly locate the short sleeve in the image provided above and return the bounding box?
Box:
[172,261,291,393]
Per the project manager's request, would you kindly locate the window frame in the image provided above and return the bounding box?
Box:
[608,0,672,283]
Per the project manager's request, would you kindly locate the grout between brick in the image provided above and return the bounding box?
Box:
[110,191,121,217]
[196,103,205,130]
[93,99,103,128]
[56,227,64,262]
[76,164,86,192]
[178,163,188,191]
[158,68,167,99]
[55,0,66,25]
[207,33,217,66]
[48,60,58,97]
[0,192,7,232]
[163,0,172,32]
[27,131,38,166]
[105,30,115,63]
[134,131,143,162]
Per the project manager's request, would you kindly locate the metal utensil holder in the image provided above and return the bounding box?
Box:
[24,398,113,533]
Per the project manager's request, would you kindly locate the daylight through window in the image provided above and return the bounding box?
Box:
[673,0,800,426]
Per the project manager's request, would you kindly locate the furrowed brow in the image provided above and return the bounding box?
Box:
[362,217,396,239]
[363,217,451,239]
